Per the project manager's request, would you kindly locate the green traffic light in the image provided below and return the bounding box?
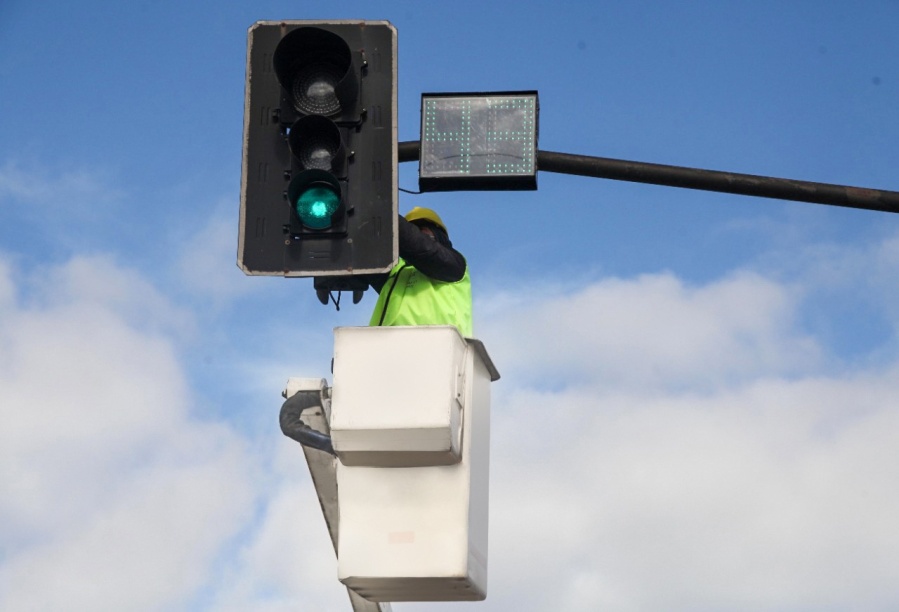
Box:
[295,184,340,229]
[287,169,344,232]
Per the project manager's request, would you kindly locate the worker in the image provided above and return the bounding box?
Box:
[368,207,472,336]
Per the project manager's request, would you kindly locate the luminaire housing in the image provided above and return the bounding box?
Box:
[419,91,539,192]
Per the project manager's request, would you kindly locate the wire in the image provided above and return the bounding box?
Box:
[329,291,341,311]
[399,187,421,195]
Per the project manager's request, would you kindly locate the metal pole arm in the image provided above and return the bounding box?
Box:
[396,140,899,213]
[398,140,420,163]
[537,149,899,214]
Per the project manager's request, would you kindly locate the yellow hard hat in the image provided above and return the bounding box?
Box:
[405,207,448,234]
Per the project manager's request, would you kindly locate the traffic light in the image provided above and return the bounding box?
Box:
[239,21,398,287]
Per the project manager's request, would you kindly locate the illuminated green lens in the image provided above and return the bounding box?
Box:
[295,185,340,229]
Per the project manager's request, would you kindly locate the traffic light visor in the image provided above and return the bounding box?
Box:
[273,27,357,117]
[289,169,342,230]
[288,115,345,173]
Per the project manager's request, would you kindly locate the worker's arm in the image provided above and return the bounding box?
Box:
[397,216,467,282]
[364,216,467,293]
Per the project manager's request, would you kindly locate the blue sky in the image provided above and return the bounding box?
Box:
[2,1,899,610]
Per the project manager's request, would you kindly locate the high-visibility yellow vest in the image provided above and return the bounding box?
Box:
[369,258,473,337]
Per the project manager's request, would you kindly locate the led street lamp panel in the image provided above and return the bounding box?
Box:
[419,91,538,191]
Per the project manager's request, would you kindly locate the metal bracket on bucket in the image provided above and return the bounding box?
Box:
[280,383,336,456]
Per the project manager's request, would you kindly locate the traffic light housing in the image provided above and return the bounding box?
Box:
[239,21,398,284]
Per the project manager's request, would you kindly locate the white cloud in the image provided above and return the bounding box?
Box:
[216,233,899,612]
[0,253,256,611]
[477,372,899,611]
[176,203,254,305]
[409,256,899,611]
[478,270,823,392]
[0,159,122,221]
[6,226,899,611]
[207,438,355,611]
[0,257,15,309]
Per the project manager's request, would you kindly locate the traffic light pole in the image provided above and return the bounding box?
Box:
[398,141,899,214]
